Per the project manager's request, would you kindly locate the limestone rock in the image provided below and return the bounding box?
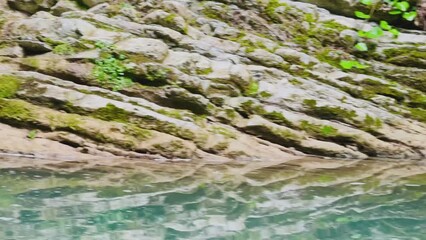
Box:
[142,9,188,33]
[6,17,98,43]
[115,38,169,62]
[275,48,319,66]
[51,0,80,16]
[81,0,107,8]
[163,51,212,74]
[0,45,24,57]
[7,0,57,14]
[164,87,211,114]
[66,49,100,60]
[1,0,426,160]
[16,40,52,53]
[247,49,285,67]
[87,3,109,14]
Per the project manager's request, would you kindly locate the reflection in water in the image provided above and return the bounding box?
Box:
[0,157,426,239]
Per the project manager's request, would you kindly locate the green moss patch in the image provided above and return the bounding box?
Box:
[140,65,171,85]
[383,48,426,69]
[362,115,383,131]
[124,125,153,141]
[211,126,236,139]
[53,44,75,55]
[196,67,213,75]
[360,79,405,102]
[0,99,34,122]
[201,3,229,21]
[243,123,302,148]
[0,76,20,99]
[262,111,293,127]
[227,32,276,53]
[263,0,289,23]
[47,114,82,132]
[303,99,357,123]
[406,91,426,108]
[239,100,266,117]
[300,121,339,138]
[244,81,259,96]
[92,103,131,123]
[408,107,426,123]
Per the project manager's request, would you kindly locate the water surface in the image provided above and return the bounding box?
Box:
[0,156,425,239]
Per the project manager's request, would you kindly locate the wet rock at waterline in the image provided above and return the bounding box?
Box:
[0,0,425,160]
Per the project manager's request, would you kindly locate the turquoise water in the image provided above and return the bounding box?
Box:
[0,157,426,239]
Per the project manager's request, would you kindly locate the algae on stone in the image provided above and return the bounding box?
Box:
[0,75,20,99]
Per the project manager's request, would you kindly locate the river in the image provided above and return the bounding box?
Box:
[0,156,425,239]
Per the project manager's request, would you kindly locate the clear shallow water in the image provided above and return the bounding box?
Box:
[0,157,426,240]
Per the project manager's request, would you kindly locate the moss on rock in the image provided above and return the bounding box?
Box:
[0,75,20,99]
[408,107,426,123]
[52,43,76,55]
[124,125,153,140]
[383,48,426,69]
[262,111,293,127]
[300,120,339,138]
[92,103,131,123]
[303,99,358,124]
[0,99,34,122]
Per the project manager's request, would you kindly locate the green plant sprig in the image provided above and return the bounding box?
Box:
[339,0,417,70]
[92,41,133,91]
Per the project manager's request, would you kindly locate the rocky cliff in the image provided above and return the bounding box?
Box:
[0,0,425,161]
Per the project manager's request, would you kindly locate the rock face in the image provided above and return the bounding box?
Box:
[7,0,57,14]
[1,0,426,161]
[115,38,170,62]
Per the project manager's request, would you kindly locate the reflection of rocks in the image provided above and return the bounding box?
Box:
[0,157,426,239]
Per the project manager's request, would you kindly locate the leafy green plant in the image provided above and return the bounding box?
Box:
[387,0,417,19]
[94,41,112,50]
[339,0,417,69]
[53,44,75,55]
[93,57,133,91]
[27,130,38,140]
[355,11,372,19]
[92,41,133,91]
[339,60,368,69]
[354,42,369,51]
[358,26,385,39]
